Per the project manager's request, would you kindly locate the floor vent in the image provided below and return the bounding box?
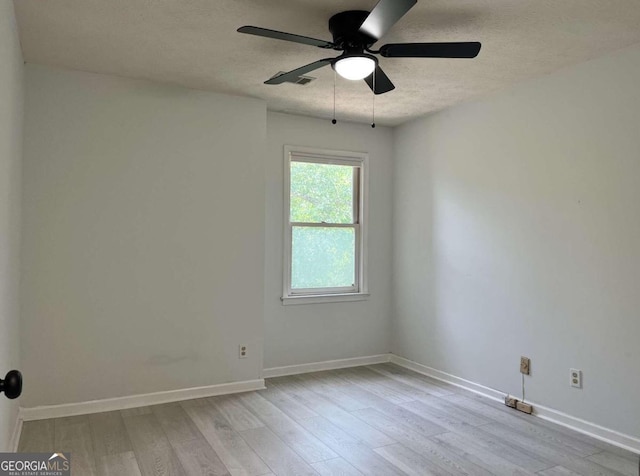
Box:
[272,72,316,85]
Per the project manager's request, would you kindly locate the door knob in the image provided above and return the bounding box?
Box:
[0,370,22,399]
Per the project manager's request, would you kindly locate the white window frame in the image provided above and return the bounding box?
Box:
[282,145,369,305]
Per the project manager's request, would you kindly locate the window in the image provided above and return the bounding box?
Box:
[283,146,368,304]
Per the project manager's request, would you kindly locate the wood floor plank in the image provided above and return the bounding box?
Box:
[396,402,555,472]
[172,438,231,476]
[410,394,492,427]
[209,394,265,432]
[294,373,370,412]
[298,370,356,389]
[429,431,537,475]
[121,407,152,417]
[367,363,456,397]
[239,426,318,476]
[582,442,640,461]
[121,413,173,453]
[449,389,629,457]
[96,451,142,476]
[18,419,55,452]
[445,393,601,457]
[351,408,492,476]
[297,416,406,476]
[55,416,99,476]
[122,413,186,476]
[180,398,271,476]
[586,451,639,476]
[331,368,414,404]
[289,372,395,412]
[260,383,319,420]
[454,425,556,473]
[538,466,584,476]
[270,376,395,448]
[344,366,448,403]
[310,457,364,476]
[352,406,445,440]
[373,443,451,476]
[400,399,484,432]
[331,384,398,411]
[150,403,203,446]
[90,411,133,457]
[239,391,338,463]
[538,428,636,461]
[368,401,447,437]
[480,422,625,476]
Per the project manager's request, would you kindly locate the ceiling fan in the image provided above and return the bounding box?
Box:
[238,0,481,95]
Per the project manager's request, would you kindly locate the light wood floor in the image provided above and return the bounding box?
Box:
[19,364,639,476]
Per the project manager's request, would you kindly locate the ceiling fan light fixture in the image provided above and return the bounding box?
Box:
[333,56,376,80]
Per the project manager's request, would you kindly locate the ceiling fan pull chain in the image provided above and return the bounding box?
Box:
[332,69,337,125]
[371,72,376,128]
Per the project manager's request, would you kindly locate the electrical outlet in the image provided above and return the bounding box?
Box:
[239,345,248,359]
[570,368,582,388]
[520,356,531,375]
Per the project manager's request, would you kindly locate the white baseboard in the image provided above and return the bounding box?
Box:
[9,415,23,452]
[20,379,265,422]
[263,354,392,379]
[390,354,640,455]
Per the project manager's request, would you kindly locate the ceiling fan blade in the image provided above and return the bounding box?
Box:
[364,66,395,95]
[265,58,334,85]
[380,42,482,58]
[359,0,417,40]
[238,26,334,49]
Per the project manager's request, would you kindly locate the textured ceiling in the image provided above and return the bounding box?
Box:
[14,0,640,126]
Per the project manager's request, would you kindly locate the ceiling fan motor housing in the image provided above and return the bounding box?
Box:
[329,11,377,51]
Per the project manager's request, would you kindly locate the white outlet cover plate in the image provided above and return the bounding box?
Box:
[570,368,582,388]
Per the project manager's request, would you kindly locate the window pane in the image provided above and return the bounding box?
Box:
[291,227,355,289]
[290,161,354,224]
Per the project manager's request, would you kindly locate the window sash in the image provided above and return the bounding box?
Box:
[288,223,360,295]
[289,161,360,226]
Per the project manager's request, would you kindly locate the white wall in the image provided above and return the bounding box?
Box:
[21,65,266,407]
[393,43,640,439]
[264,113,393,369]
[0,0,23,450]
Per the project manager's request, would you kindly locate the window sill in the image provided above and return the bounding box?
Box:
[281,293,370,306]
